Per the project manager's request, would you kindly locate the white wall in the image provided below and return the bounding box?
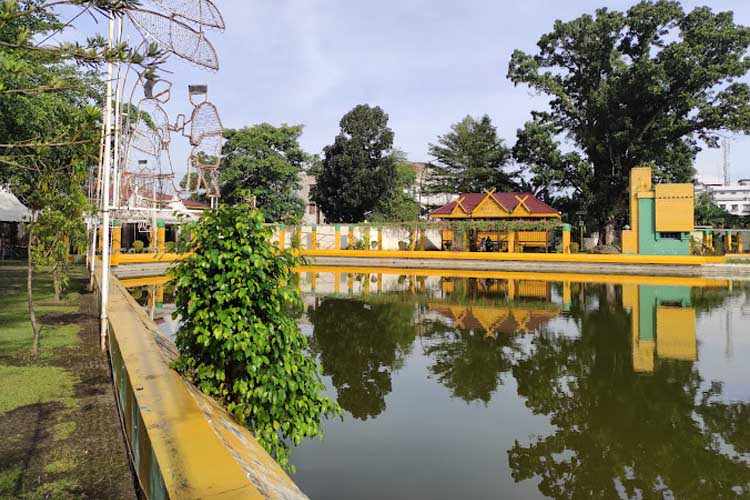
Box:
[272,225,442,251]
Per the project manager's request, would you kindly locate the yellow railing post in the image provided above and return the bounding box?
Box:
[98,224,103,253]
[157,220,166,254]
[349,226,355,250]
[311,226,317,250]
[507,231,517,253]
[365,226,372,250]
[562,224,571,254]
[155,284,164,307]
[378,227,383,250]
[111,220,122,266]
[738,233,745,253]
[419,228,426,250]
[409,228,416,251]
[310,271,317,292]
[334,225,341,250]
[295,226,302,249]
[278,224,285,249]
[727,232,733,254]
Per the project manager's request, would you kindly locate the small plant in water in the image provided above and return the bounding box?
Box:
[170,199,341,471]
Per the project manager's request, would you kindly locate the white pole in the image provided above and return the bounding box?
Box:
[112,17,124,208]
[100,14,115,352]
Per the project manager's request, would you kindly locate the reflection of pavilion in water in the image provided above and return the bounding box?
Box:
[430,278,559,338]
[623,284,698,373]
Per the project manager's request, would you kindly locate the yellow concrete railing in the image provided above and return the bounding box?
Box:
[111,252,190,266]
[99,273,307,500]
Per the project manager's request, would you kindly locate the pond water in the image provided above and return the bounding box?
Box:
[125,269,750,500]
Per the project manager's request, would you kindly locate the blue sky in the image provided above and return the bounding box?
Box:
[63,1,750,182]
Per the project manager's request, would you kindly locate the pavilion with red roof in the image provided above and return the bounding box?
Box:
[428,190,561,252]
[428,190,560,220]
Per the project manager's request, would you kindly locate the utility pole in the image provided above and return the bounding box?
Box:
[723,137,731,186]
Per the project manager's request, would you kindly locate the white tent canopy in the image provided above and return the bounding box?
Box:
[0,188,30,223]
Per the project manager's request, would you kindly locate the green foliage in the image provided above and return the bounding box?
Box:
[164,241,175,253]
[170,201,340,470]
[370,161,421,222]
[569,242,580,254]
[131,240,144,253]
[428,115,518,194]
[219,124,307,223]
[509,1,750,237]
[397,241,408,251]
[313,104,398,222]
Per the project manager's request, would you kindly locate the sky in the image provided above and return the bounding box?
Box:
[62,0,750,183]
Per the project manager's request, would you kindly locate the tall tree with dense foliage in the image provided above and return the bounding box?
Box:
[313,104,397,223]
[509,1,750,243]
[427,114,518,194]
[171,200,340,470]
[370,160,420,222]
[219,124,306,223]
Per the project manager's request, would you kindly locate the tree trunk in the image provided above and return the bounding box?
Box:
[52,265,62,303]
[27,225,40,355]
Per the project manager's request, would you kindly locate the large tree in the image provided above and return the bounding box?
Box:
[509,1,750,244]
[312,104,397,223]
[219,124,306,223]
[427,114,518,194]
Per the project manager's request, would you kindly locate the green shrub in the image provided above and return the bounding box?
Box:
[164,241,176,253]
[170,201,340,470]
[397,240,408,250]
[570,242,580,254]
[132,240,144,253]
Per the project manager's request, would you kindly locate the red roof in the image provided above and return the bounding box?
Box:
[182,199,210,209]
[430,192,558,217]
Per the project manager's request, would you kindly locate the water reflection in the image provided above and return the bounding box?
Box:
[307,299,416,420]
[123,270,750,499]
[294,269,750,499]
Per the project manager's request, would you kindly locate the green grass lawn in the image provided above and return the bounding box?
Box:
[0,262,135,499]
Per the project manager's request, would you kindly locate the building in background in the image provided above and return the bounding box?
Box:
[0,188,30,259]
[299,173,324,225]
[695,176,750,216]
[407,162,458,212]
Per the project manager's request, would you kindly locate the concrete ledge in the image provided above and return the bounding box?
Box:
[99,273,308,500]
[304,255,722,278]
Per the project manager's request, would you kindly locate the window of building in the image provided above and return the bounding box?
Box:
[732,204,739,212]
[308,203,317,215]
[659,232,682,240]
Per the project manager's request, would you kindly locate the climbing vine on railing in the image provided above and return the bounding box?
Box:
[170,200,341,471]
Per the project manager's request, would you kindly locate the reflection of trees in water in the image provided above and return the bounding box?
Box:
[421,319,519,404]
[307,298,416,420]
[508,285,750,499]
